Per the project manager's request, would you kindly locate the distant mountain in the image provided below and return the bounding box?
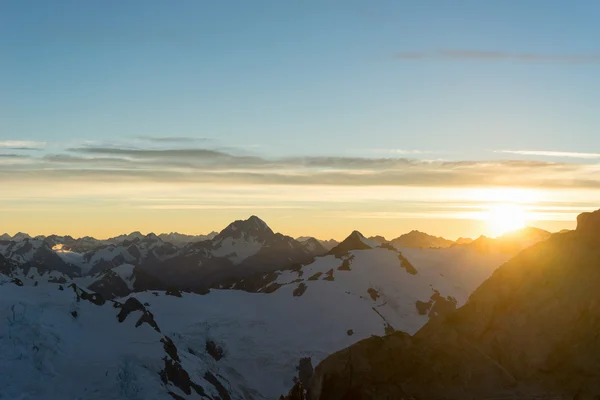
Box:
[302,212,595,400]
[0,238,80,276]
[4,232,32,241]
[367,235,388,244]
[299,237,328,255]
[158,231,218,245]
[297,236,339,251]
[328,231,380,258]
[454,236,474,245]
[149,216,325,290]
[106,231,146,244]
[456,226,552,254]
[391,230,454,249]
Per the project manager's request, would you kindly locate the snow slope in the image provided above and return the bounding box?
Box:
[0,235,513,399]
[0,283,167,400]
[122,245,510,398]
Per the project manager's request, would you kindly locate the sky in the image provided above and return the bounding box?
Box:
[1,0,600,240]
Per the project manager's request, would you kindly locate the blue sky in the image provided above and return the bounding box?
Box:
[2,0,600,157]
[1,1,600,238]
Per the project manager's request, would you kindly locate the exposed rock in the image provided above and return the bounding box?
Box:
[117,297,145,323]
[297,357,313,388]
[160,358,205,396]
[415,300,432,315]
[337,258,352,271]
[307,272,323,281]
[11,278,24,287]
[135,310,160,332]
[293,282,308,297]
[165,288,182,297]
[168,392,185,400]
[398,253,417,275]
[206,339,225,361]
[161,336,180,362]
[204,371,231,400]
[367,288,380,301]
[323,269,335,281]
[116,297,161,332]
[68,284,105,305]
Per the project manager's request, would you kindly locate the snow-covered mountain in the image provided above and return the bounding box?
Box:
[0,224,517,399]
[0,216,330,297]
[158,231,218,245]
[296,237,339,251]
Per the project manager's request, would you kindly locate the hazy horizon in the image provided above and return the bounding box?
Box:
[0,211,577,242]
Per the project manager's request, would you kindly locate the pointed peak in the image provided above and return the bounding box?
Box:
[248,215,268,228]
[328,230,375,257]
[349,230,366,239]
[215,215,274,241]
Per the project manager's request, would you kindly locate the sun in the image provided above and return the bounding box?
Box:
[486,204,527,237]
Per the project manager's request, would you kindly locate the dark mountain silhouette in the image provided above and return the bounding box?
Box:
[328,231,374,258]
[301,209,600,400]
[455,226,552,254]
[391,230,454,249]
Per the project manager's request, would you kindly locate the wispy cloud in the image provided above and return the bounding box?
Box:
[496,150,600,159]
[136,136,212,143]
[0,154,27,158]
[368,148,433,155]
[1,143,599,190]
[394,50,600,64]
[0,141,46,150]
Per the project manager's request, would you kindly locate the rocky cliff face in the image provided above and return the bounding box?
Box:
[304,209,600,400]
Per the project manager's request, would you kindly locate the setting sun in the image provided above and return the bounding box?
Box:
[486,204,528,237]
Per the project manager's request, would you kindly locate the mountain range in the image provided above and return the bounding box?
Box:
[0,214,564,399]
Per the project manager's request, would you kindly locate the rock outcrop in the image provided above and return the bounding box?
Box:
[305,209,600,400]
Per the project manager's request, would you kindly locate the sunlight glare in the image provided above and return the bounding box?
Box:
[486,204,527,237]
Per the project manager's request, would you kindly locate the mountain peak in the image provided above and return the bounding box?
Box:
[391,230,453,249]
[350,230,365,238]
[248,215,269,229]
[328,230,375,257]
[215,215,274,242]
[576,209,600,239]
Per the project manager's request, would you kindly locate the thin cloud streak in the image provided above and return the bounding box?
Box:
[496,150,600,159]
[136,136,212,143]
[394,50,600,64]
[1,144,599,190]
[0,141,46,149]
